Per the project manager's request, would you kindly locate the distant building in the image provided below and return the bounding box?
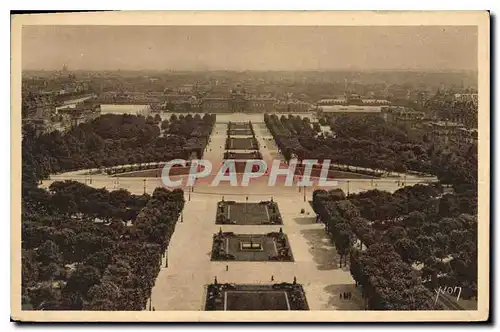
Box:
[57,100,101,127]
[248,96,277,113]
[317,93,391,107]
[201,84,277,113]
[454,93,478,107]
[361,98,392,106]
[317,98,348,105]
[316,105,384,124]
[424,121,474,146]
[457,128,478,145]
[274,100,312,113]
[97,92,161,105]
[178,84,194,94]
[382,106,426,127]
[317,105,383,114]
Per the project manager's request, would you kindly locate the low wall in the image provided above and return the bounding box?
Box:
[114,165,376,179]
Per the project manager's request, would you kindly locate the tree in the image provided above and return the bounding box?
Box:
[83,249,115,274]
[328,189,347,201]
[27,284,60,310]
[438,194,460,217]
[336,229,352,267]
[384,226,408,244]
[161,119,169,131]
[39,262,63,282]
[22,249,39,288]
[65,265,101,297]
[37,240,62,265]
[401,211,426,229]
[416,235,436,261]
[393,238,420,264]
[87,281,121,308]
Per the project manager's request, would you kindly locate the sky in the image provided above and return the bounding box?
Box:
[22,25,478,71]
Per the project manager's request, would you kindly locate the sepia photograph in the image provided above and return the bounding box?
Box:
[10,11,490,322]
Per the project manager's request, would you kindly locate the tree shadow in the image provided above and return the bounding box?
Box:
[323,284,365,310]
[300,228,342,271]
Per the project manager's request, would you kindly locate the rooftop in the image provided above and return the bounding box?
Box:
[318,105,382,113]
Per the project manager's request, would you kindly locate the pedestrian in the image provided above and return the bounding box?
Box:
[340,293,343,300]
[271,275,274,281]
[226,265,228,271]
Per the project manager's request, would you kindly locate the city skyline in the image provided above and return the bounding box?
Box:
[22,25,478,72]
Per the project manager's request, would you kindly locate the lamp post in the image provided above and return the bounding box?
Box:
[143,178,146,194]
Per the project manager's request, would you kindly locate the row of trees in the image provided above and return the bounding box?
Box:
[21,111,188,310]
[22,182,185,310]
[347,187,478,298]
[311,188,435,309]
[264,113,477,187]
[22,113,216,181]
[312,184,478,309]
[350,243,435,310]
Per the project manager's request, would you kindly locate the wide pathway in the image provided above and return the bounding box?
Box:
[149,119,364,311]
[149,193,364,311]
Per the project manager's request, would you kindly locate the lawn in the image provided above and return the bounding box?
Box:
[205,283,309,311]
[211,231,293,262]
[225,291,290,310]
[226,137,259,150]
[224,151,262,160]
[228,128,253,136]
[229,122,252,130]
[216,201,283,225]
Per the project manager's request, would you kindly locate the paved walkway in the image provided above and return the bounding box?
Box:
[148,119,364,311]
[150,193,364,311]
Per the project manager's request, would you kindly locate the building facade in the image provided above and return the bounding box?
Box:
[200,85,277,113]
[382,106,426,127]
[274,100,312,113]
[57,100,102,128]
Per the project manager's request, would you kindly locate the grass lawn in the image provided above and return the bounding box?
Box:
[226,137,258,150]
[205,283,309,311]
[216,202,283,225]
[225,290,290,310]
[224,151,262,160]
[228,128,253,136]
[211,232,293,262]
